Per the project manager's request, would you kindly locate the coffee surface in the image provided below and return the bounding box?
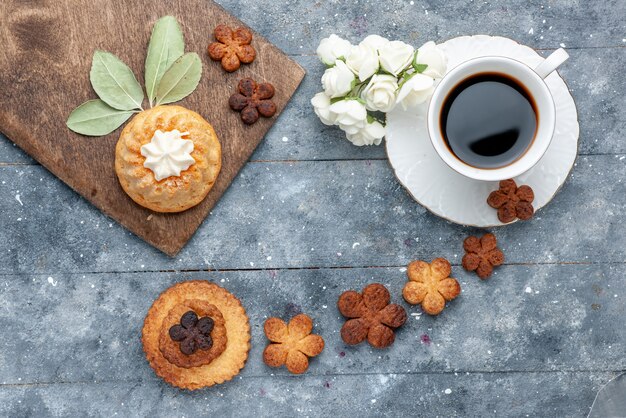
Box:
[440,73,537,168]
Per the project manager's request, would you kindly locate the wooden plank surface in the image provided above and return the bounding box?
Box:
[0,155,624,275]
[1,48,624,164]
[0,0,625,416]
[0,0,305,256]
[0,266,624,382]
[0,373,616,417]
[0,267,623,416]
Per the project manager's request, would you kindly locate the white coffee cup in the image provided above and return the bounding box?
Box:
[427,48,569,181]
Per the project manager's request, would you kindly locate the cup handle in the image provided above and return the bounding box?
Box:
[534,48,569,79]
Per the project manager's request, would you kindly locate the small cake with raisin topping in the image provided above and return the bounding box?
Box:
[142,281,250,390]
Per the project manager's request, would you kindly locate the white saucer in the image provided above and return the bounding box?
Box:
[386,35,579,227]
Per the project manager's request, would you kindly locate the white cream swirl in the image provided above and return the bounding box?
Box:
[140,130,195,181]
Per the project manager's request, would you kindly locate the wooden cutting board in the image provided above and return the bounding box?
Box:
[0,0,304,256]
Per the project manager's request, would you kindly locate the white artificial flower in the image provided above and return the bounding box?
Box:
[361,74,398,112]
[321,60,356,98]
[415,41,447,79]
[361,34,390,52]
[316,34,353,66]
[378,40,415,76]
[329,99,367,135]
[395,73,435,110]
[346,120,386,146]
[346,43,379,82]
[311,92,336,125]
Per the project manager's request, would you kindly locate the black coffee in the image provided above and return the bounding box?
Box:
[440,72,537,168]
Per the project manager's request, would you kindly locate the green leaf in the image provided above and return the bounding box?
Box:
[398,71,426,90]
[90,50,144,111]
[413,63,428,73]
[411,50,428,73]
[145,16,184,107]
[66,99,135,136]
[366,111,386,126]
[155,52,202,105]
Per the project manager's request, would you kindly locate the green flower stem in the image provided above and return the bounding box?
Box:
[366,112,386,126]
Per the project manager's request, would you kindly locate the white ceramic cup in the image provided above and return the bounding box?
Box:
[427,48,569,181]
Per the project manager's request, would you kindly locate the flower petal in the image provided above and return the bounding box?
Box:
[367,323,395,348]
[263,343,288,368]
[238,78,257,96]
[431,258,451,280]
[228,93,249,111]
[516,185,535,203]
[407,260,430,283]
[180,311,198,329]
[169,324,187,342]
[476,260,493,279]
[499,179,518,194]
[297,335,325,357]
[487,190,508,209]
[195,334,213,350]
[463,236,481,253]
[286,349,310,374]
[488,249,505,266]
[288,314,313,340]
[516,201,534,220]
[362,283,390,311]
[498,202,517,223]
[337,290,364,318]
[462,253,480,272]
[207,43,227,60]
[214,25,233,44]
[402,281,428,305]
[395,73,434,110]
[180,336,197,355]
[340,318,368,345]
[264,317,288,343]
[232,28,252,45]
[222,52,241,72]
[240,106,259,125]
[421,290,446,315]
[480,233,498,251]
[377,304,407,328]
[256,83,275,100]
[257,100,277,117]
[437,278,461,301]
[237,44,256,64]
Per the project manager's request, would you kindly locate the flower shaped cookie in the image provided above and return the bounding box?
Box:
[263,314,325,374]
[229,78,277,125]
[169,310,214,355]
[487,179,535,223]
[462,233,505,279]
[207,25,256,72]
[337,283,407,348]
[403,258,461,315]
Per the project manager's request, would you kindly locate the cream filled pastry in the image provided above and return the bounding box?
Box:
[141,130,195,181]
[115,105,222,213]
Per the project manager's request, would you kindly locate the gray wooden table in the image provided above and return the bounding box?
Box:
[1,1,625,416]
